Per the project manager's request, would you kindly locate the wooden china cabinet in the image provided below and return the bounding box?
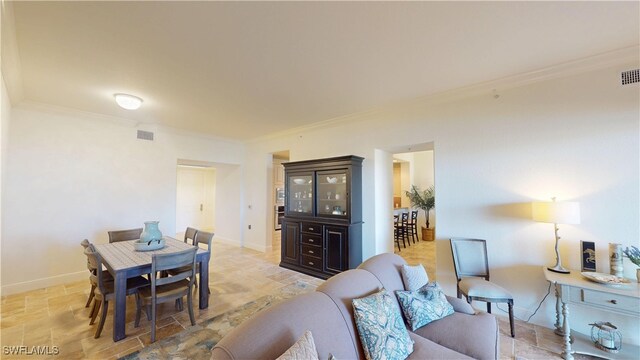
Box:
[280,155,363,279]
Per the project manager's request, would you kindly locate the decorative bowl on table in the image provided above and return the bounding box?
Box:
[134,238,166,252]
[581,272,632,286]
[293,178,306,185]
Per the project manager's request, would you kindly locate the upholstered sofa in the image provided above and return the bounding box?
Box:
[211,253,499,359]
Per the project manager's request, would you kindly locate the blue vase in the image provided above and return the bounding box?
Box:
[140,221,163,242]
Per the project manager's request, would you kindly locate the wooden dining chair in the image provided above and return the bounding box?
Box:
[80,239,95,308]
[184,227,198,245]
[108,228,143,243]
[134,247,198,343]
[82,240,115,323]
[167,230,214,295]
[194,231,213,294]
[84,246,149,338]
[450,238,515,337]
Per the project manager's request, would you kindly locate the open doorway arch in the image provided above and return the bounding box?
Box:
[175,159,242,245]
[392,148,436,278]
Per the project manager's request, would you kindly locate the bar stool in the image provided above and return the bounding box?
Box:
[407,210,418,244]
[393,215,404,251]
[400,212,411,247]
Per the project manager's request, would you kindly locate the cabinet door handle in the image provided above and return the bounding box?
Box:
[308,261,314,266]
[308,239,314,243]
[609,299,618,305]
[308,250,314,254]
[309,227,314,231]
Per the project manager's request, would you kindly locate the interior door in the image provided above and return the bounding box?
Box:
[176,166,216,232]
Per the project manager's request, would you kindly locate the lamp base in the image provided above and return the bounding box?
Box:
[548,265,571,274]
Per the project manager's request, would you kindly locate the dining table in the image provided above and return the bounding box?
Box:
[94,236,210,341]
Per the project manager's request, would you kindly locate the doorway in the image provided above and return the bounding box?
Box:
[392,149,437,279]
[176,165,216,237]
[271,151,289,252]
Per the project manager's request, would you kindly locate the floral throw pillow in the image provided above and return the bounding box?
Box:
[352,289,414,360]
[395,282,455,331]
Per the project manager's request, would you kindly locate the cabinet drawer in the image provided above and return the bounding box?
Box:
[301,234,322,246]
[301,254,322,271]
[301,244,322,258]
[301,223,322,235]
[570,288,639,315]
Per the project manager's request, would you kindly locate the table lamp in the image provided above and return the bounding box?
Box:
[532,197,581,274]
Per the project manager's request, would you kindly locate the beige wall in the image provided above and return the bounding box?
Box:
[2,102,244,294]
[0,75,11,293]
[242,62,640,343]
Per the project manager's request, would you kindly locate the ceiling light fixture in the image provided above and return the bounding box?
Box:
[114,93,143,110]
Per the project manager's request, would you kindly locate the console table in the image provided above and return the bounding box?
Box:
[543,268,640,360]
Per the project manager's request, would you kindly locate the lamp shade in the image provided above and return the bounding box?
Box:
[532,201,580,224]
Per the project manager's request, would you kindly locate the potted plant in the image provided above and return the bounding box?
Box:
[405,185,435,241]
[622,246,640,283]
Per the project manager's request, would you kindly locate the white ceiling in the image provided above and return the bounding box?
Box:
[7,1,639,140]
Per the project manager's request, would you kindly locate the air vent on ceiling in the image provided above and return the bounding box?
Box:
[137,130,154,141]
[621,69,639,85]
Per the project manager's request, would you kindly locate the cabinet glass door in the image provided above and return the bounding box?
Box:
[316,170,348,218]
[287,172,313,215]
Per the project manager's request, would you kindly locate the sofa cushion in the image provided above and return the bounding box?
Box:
[395,282,454,331]
[211,292,358,360]
[276,330,319,360]
[353,289,414,360]
[400,264,429,291]
[411,311,499,360]
[317,269,385,360]
[406,332,473,360]
[357,253,408,294]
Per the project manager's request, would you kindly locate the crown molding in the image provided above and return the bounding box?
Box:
[247,45,640,144]
[14,100,243,145]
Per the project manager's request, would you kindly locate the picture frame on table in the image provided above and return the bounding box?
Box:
[581,240,596,272]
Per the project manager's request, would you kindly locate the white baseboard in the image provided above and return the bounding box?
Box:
[212,236,266,252]
[243,241,267,252]
[212,236,241,247]
[1,270,87,296]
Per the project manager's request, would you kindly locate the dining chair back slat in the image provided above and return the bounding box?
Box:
[195,231,214,252]
[184,227,198,245]
[108,228,143,243]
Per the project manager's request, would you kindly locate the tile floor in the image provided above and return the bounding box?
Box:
[0,241,322,359]
[1,235,585,359]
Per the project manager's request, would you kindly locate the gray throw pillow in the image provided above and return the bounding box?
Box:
[401,264,429,291]
[395,282,455,331]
